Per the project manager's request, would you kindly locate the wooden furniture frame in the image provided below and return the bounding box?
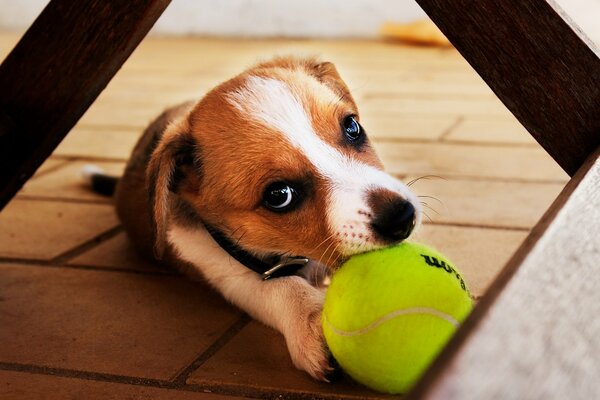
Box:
[0,0,598,397]
[0,0,171,210]
[408,1,600,398]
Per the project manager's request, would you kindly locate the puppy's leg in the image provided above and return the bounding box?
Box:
[168,224,334,381]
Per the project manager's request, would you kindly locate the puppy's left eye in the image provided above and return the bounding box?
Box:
[263,182,300,212]
[342,115,363,144]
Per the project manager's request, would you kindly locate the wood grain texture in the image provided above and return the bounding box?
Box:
[414,0,600,176]
[0,0,171,211]
[409,147,600,399]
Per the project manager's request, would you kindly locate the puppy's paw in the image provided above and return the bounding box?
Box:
[285,301,340,382]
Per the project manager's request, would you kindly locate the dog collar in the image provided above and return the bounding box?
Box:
[205,225,309,280]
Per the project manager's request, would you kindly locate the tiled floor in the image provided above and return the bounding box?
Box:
[0,33,568,399]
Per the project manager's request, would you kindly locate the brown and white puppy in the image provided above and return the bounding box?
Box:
[111,57,421,380]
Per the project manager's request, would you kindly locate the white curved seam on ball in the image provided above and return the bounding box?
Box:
[324,307,460,337]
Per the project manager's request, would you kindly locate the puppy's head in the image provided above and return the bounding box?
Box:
[148,57,421,267]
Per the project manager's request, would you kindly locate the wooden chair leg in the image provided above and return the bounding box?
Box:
[409,0,600,397]
[415,0,600,176]
[410,147,600,399]
[0,0,171,211]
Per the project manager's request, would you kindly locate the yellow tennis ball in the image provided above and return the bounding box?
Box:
[322,242,473,394]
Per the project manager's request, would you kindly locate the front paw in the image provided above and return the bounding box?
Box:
[285,304,341,382]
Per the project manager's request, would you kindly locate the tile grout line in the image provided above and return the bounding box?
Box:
[438,115,464,142]
[170,314,252,385]
[370,135,539,148]
[28,160,72,181]
[399,173,567,185]
[50,154,128,163]
[0,257,179,276]
[183,382,384,400]
[50,225,124,264]
[72,123,142,131]
[421,220,531,232]
[15,195,112,205]
[0,362,170,389]
[440,138,538,148]
[0,362,374,400]
[360,93,497,101]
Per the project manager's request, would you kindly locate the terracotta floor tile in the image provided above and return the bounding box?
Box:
[444,116,537,145]
[19,161,125,202]
[361,114,457,141]
[0,370,246,400]
[0,200,119,260]
[412,225,528,298]
[0,264,241,380]
[54,126,141,160]
[68,232,164,272]
[188,321,389,399]
[375,142,568,182]
[407,177,564,229]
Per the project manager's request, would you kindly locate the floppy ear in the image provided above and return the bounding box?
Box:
[146,122,201,259]
[309,61,356,105]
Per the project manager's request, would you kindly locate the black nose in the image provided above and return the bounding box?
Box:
[371,199,416,242]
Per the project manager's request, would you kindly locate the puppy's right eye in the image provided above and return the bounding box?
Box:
[263,182,300,212]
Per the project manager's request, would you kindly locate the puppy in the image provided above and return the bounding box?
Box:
[105,57,420,380]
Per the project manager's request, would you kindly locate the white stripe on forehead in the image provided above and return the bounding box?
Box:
[226,76,309,140]
[225,75,348,176]
[226,76,326,148]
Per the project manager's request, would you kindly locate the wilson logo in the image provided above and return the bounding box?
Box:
[420,254,467,292]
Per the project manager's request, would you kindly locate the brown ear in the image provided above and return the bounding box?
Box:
[146,123,200,259]
[310,61,341,81]
[309,61,356,105]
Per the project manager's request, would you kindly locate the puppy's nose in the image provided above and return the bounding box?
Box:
[371,198,416,242]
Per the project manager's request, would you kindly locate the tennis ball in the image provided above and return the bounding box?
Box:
[322,242,472,394]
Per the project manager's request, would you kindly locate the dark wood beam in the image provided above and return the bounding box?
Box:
[409,146,600,398]
[0,0,171,210]
[414,0,600,176]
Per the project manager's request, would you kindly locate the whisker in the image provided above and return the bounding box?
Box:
[406,175,446,187]
[420,202,440,215]
[331,246,345,270]
[325,243,341,270]
[312,232,337,255]
[279,250,293,258]
[319,241,337,266]
[318,240,337,268]
[311,261,329,288]
[422,211,433,223]
[232,230,247,248]
[312,234,338,270]
[417,195,443,205]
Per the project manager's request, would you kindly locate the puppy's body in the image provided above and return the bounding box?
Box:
[114,58,420,380]
[115,102,198,275]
